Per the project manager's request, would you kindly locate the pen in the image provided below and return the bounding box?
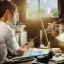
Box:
[30,36,38,42]
[25,36,38,45]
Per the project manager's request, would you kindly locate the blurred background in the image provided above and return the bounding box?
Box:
[1,0,64,51]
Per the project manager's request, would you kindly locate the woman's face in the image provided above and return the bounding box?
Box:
[7,9,15,22]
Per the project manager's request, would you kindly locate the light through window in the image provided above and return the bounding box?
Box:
[26,0,58,19]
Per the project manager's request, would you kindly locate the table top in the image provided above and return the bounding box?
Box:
[3,48,64,64]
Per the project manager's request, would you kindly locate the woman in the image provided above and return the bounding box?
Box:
[0,1,29,64]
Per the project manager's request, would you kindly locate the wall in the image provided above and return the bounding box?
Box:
[58,0,64,18]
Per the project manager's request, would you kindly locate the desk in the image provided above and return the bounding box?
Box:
[19,61,32,64]
[3,48,49,64]
[13,48,64,64]
[4,48,64,64]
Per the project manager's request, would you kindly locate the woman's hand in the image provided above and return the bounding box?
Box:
[17,42,29,56]
[21,42,29,51]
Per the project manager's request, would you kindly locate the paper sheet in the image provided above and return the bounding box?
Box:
[55,32,64,42]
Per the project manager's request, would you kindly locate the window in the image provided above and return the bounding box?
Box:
[26,0,58,19]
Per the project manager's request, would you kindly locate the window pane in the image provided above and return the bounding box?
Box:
[40,0,58,18]
[26,0,38,19]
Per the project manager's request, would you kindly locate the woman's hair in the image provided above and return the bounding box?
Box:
[0,0,16,18]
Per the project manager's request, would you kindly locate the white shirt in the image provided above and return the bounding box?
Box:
[0,21,21,64]
[0,21,20,53]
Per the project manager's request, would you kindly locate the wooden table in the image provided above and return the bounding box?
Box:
[19,61,32,64]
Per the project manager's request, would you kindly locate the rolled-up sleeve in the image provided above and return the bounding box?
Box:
[6,29,20,53]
